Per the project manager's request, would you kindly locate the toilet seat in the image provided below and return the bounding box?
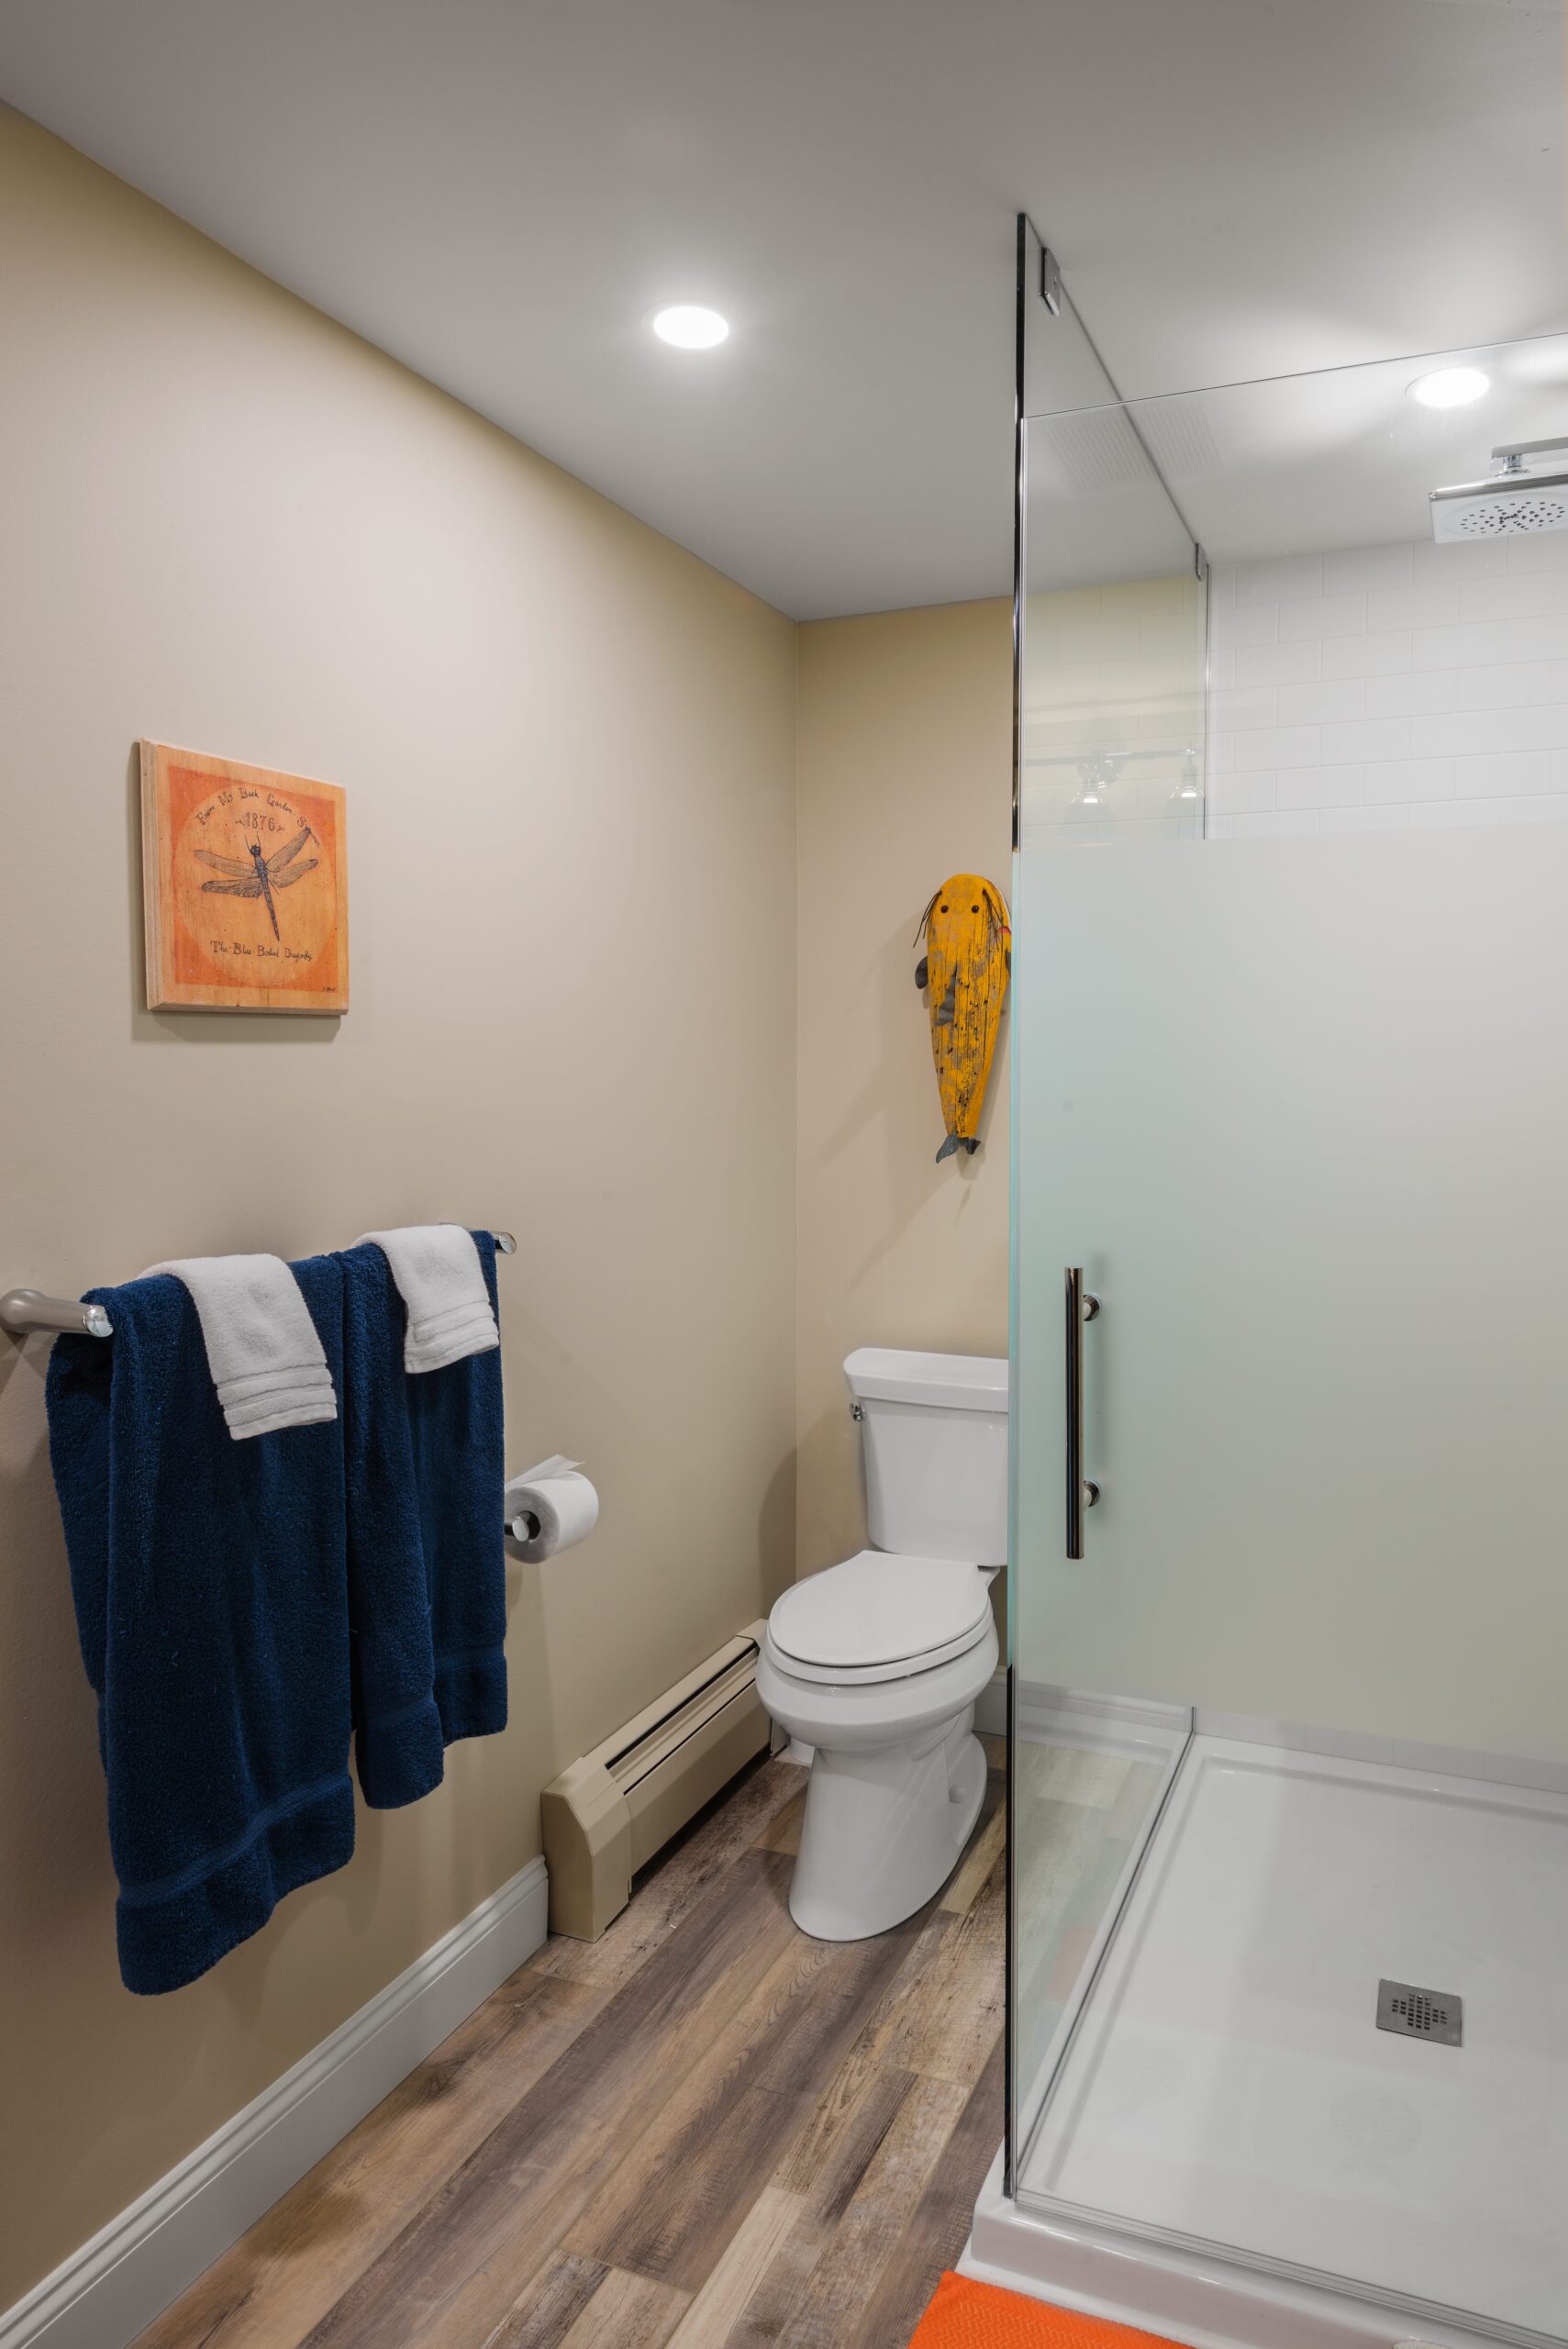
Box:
[768,1549,992,1686]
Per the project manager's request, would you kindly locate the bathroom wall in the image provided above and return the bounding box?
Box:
[794,601,1013,1575]
[1208,536,1568,833]
[0,105,796,2307]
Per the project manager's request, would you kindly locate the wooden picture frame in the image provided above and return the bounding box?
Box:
[140,741,349,1013]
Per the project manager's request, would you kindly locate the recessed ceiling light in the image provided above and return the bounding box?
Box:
[651,304,729,351]
[1407,366,1491,410]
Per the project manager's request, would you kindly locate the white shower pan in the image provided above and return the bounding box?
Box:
[969,1734,1568,2349]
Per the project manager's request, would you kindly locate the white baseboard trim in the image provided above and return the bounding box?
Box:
[1018,1681,1191,1750]
[977,1673,1190,1753]
[1,1854,550,2349]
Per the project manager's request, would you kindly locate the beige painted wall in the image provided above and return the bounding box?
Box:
[0,106,797,2305]
[794,602,1013,1576]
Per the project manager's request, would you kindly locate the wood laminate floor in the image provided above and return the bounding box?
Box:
[135,1742,1009,2349]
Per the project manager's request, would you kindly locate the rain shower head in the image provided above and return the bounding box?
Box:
[1430,438,1568,541]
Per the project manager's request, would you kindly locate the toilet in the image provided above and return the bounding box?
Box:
[757,1346,1006,1941]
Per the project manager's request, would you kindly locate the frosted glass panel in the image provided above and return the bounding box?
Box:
[1015,824,1568,1765]
[1009,822,1568,2165]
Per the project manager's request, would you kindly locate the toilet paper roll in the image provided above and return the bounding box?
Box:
[504,1455,599,1562]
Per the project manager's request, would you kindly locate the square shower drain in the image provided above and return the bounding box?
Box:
[1376,1977,1462,2046]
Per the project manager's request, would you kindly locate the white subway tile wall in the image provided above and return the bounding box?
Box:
[1208,535,1568,838]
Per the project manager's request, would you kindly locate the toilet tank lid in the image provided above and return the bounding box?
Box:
[843,1347,1008,1411]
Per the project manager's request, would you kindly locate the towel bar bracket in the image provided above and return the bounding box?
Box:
[2,1232,517,1340]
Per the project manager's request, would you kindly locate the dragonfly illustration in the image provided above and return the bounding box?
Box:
[195,825,318,941]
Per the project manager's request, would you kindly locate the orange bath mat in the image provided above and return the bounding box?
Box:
[908,2272,1180,2349]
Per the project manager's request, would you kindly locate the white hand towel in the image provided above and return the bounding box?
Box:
[143,1253,337,1441]
[356,1226,500,1374]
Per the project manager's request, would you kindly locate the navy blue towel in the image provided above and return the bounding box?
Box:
[339,1241,444,1808]
[45,1257,354,1995]
[415,1230,507,1744]
[339,1230,506,1806]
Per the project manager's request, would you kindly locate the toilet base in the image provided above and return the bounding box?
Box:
[788,1709,987,1941]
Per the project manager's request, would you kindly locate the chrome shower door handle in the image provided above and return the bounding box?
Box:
[1064,1266,1100,1558]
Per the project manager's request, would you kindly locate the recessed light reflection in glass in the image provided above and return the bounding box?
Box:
[1407,367,1491,410]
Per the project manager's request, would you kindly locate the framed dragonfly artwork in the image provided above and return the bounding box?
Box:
[140,742,349,1012]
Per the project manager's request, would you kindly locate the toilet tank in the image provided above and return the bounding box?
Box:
[845,1347,1008,1565]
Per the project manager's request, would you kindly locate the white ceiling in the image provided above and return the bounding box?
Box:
[2,0,1564,618]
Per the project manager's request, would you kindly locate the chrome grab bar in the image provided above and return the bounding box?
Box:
[1064,1265,1100,1558]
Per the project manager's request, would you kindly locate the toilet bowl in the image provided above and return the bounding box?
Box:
[757,1553,997,1939]
[760,1348,1007,1942]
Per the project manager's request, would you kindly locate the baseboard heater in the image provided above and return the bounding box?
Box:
[540,1620,774,1940]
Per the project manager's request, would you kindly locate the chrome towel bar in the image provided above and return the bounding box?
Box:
[1,1231,517,1341]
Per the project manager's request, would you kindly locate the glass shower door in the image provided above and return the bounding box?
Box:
[1005,263,1568,2340]
[1007,217,1212,2166]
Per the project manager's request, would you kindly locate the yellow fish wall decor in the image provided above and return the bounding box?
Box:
[915,874,1011,1163]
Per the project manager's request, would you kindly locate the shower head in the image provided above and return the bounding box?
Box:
[1430,437,1568,541]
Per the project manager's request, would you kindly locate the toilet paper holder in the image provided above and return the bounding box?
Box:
[503,1455,597,1559]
